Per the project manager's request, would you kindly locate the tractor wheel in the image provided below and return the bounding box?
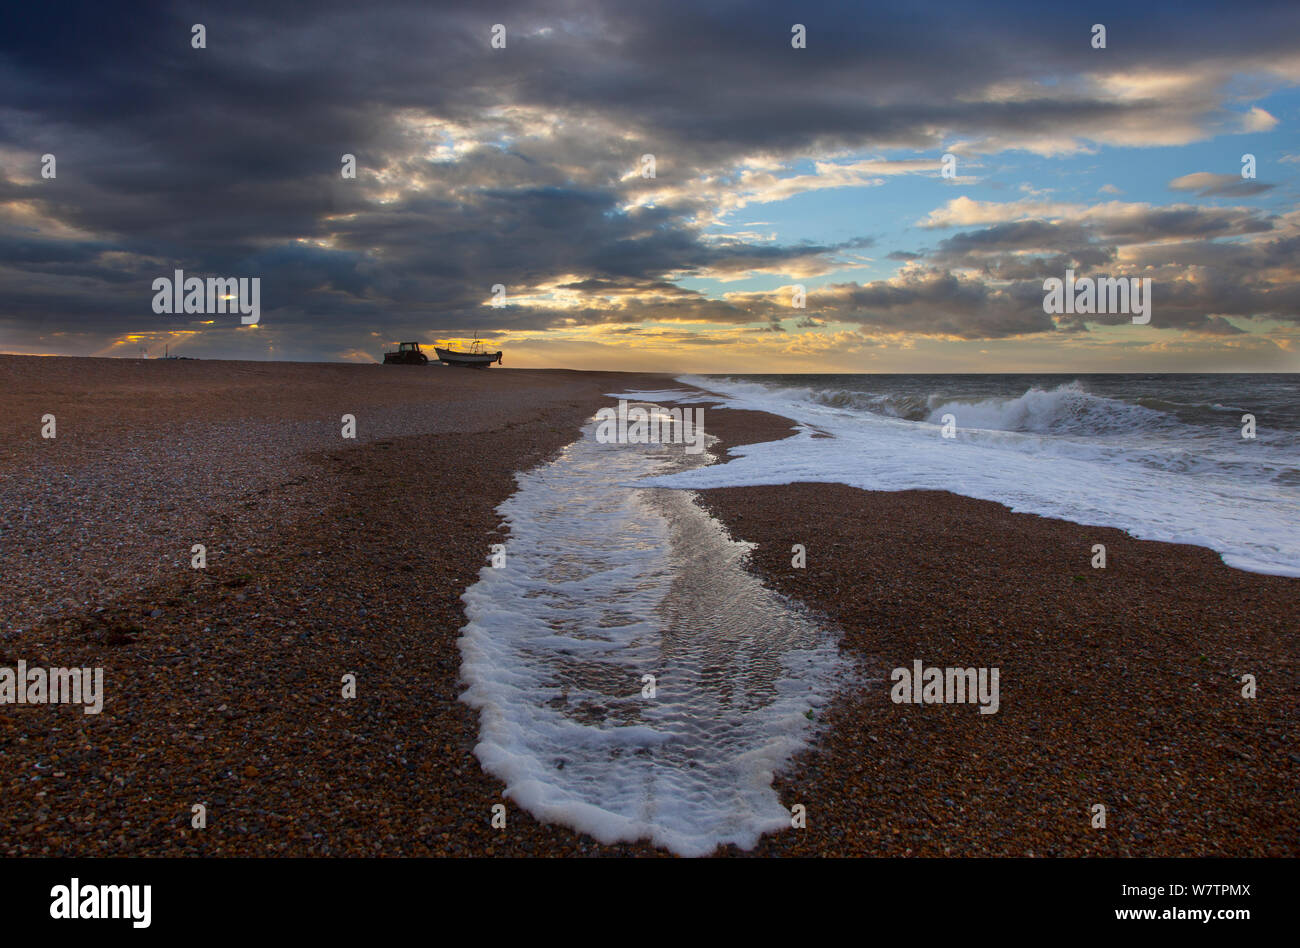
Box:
[419,354,429,364]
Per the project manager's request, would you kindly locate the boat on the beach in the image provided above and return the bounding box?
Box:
[435,338,503,367]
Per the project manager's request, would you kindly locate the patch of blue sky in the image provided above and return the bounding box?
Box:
[678,92,1298,307]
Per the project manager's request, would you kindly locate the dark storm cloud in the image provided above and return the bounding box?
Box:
[808,270,1057,339]
[916,203,1283,284]
[1168,173,1276,198]
[933,221,1097,259]
[1,0,1299,355]
[898,206,1300,334]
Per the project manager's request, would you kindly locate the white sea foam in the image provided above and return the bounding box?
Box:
[459,408,841,856]
[923,381,1170,434]
[641,377,1300,577]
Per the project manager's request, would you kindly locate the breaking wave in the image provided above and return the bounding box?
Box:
[662,374,1300,576]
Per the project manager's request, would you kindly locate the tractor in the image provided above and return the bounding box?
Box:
[382,342,429,365]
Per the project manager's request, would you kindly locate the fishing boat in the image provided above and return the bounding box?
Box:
[434,337,503,367]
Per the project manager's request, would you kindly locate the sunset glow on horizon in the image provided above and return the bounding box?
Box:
[2,1,1298,372]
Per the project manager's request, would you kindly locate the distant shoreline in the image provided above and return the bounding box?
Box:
[4,354,1295,376]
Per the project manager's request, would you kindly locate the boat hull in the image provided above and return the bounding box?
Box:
[435,347,502,367]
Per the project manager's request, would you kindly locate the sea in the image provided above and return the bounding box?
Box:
[658,373,1300,578]
[457,373,1298,857]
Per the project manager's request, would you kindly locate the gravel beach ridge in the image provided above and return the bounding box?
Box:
[0,356,669,855]
[697,408,1299,857]
[1,357,1295,857]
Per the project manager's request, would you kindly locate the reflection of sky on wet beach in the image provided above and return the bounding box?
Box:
[459,414,840,855]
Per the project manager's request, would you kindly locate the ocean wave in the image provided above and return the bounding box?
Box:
[702,377,1177,437]
[673,373,1300,576]
[922,382,1172,435]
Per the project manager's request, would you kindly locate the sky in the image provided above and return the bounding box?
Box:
[1,0,1299,372]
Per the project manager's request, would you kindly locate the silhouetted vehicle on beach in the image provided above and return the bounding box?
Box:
[383,342,429,364]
